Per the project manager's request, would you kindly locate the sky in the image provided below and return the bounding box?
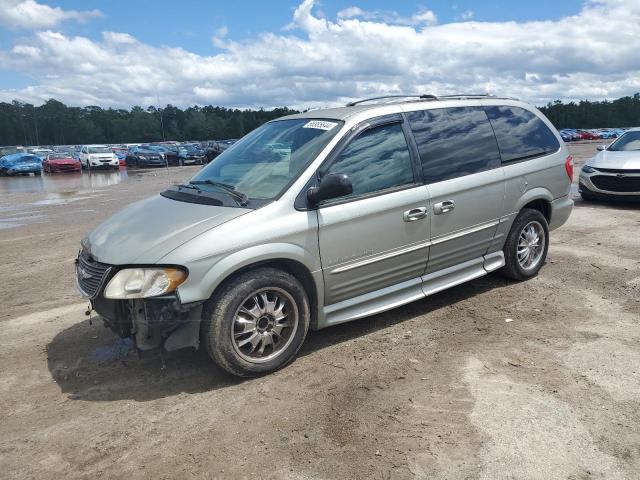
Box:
[0,0,638,109]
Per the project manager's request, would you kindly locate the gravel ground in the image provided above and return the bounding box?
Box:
[0,141,639,479]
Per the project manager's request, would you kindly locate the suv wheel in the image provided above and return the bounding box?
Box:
[500,208,549,281]
[202,268,310,377]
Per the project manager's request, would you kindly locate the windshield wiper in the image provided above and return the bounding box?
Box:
[176,183,202,193]
[190,180,248,206]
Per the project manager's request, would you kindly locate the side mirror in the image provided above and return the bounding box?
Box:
[307,173,353,207]
[597,145,606,151]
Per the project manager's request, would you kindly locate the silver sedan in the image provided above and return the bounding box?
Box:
[579,128,640,200]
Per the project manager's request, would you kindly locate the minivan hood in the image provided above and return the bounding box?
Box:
[589,150,640,169]
[82,194,250,264]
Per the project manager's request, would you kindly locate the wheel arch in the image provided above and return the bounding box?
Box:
[186,245,323,330]
[515,188,553,223]
[217,258,319,328]
[521,198,551,223]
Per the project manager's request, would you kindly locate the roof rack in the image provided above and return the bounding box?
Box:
[345,93,517,107]
[345,95,437,107]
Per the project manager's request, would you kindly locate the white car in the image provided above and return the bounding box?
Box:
[579,128,640,201]
[79,145,119,169]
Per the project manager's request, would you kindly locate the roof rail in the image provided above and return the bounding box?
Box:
[345,93,518,107]
[345,94,437,107]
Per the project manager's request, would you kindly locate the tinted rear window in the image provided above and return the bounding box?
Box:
[406,106,501,184]
[485,106,560,162]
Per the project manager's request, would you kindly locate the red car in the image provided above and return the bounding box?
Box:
[577,130,600,140]
[43,153,82,173]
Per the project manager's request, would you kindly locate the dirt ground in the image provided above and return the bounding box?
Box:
[1,142,639,479]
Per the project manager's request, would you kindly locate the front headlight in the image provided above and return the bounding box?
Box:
[104,268,187,299]
[581,165,597,174]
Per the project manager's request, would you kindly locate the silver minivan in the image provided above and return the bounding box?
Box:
[76,95,573,377]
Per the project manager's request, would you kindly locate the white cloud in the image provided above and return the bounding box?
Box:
[1,0,640,108]
[336,4,437,26]
[215,25,229,37]
[458,10,474,21]
[102,31,136,45]
[0,0,101,29]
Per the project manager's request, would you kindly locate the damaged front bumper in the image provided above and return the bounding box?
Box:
[76,250,202,352]
[90,293,203,352]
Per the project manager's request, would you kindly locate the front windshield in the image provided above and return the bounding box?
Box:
[608,131,640,151]
[89,147,111,154]
[190,118,343,200]
[19,156,38,163]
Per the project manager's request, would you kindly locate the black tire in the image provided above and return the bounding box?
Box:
[202,267,310,377]
[580,190,597,201]
[500,208,549,281]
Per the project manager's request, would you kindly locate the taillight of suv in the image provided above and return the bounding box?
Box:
[565,155,574,182]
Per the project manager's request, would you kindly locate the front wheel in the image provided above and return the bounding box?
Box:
[500,208,549,281]
[202,268,310,377]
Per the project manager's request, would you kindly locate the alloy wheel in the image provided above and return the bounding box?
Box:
[231,287,299,363]
[517,220,546,271]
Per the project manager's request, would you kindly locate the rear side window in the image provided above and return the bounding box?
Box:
[485,106,560,162]
[326,122,414,198]
[406,107,501,184]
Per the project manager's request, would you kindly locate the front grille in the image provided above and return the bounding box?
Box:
[594,168,640,174]
[76,250,112,298]
[591,175,640,193]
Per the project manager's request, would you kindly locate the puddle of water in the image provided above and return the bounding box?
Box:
[0,169,130,194]
[0,221,25,230]
[92,337,135,363]
[32,194,104,206]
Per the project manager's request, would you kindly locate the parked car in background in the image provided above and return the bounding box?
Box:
[577,130,600,140]
[0,146,27,157]
[76,95,573,377]
[599,130,615,139]
[28,148,54,161]
[579,128,640,201]
[559,130,573,142]
[43,153,81,173]
[217,139,237,151]
[150,144,181,166]
[0,153,42,176]
[125,146,167,168]
[203,141,222,163]
[111,148,128,167]
[79,145,119,169]
[178,143,206,165]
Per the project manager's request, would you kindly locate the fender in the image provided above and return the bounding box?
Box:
[176,242,323,305]
[512,187,553,214]
[489,187,554,254]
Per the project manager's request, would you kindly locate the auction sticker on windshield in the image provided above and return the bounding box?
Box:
[303,120,338,130]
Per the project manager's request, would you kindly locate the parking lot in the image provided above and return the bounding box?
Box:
[0,141,639,479]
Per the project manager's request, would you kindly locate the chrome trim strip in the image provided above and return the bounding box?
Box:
[330,240,431,274]
[430,220,500,246]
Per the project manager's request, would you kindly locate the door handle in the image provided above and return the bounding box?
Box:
[403,207,428,222]
[433,200,455,215]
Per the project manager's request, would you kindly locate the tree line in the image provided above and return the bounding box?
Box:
[539,93,640,129]
[1,93,639,146]
[0,99,297,146]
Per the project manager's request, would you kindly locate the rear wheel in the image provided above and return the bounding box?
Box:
[500,208,549,281]
[202,268,310,377]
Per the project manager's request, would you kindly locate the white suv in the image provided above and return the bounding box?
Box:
[79,145,118,169]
